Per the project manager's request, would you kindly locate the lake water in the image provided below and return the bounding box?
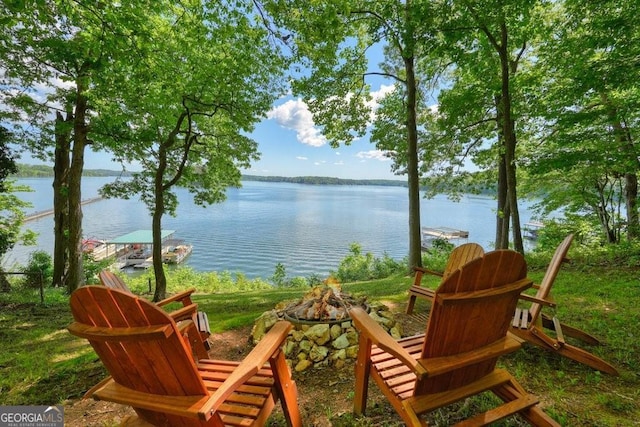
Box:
[7,177,537,278]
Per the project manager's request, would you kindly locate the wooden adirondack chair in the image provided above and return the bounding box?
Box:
[99,270,210,357]
[510,234,618,375]
[351,250,560,426]
[406,243,484,315]
[68,286,302,427]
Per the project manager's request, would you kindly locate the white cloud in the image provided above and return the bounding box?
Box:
[365,84,397,122]
[267,99,327,147]
[334,160,344,166]
[296,156,308,160]
[356,150,392,162]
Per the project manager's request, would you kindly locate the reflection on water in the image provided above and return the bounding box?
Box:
[8,178,536,278]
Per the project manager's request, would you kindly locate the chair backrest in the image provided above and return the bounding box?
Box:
[418,250,531,394]
[98,270,131,293]
[442,243,485,280]
[528,234,573,322]
[68,286,211,425]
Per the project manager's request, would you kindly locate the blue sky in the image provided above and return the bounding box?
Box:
[16,37,407,180]
[21,87,405,181]
[247,88,402,180]
[18,85,403,181]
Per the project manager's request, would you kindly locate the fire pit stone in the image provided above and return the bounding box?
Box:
[251,284,403,372]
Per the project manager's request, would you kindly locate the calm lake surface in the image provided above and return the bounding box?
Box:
[8,177,537,278]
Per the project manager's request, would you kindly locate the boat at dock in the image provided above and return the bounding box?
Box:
[162,239,193,264]
[421,226,469,249]
[106,230,192,269]
[523,221,544,240]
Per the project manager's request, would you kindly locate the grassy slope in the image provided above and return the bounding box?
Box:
[0,267,638,425]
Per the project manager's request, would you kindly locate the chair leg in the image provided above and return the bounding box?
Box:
[540,314,600,345]
[353,335,372,415]
[184,322,209,360]
[512,328,618,375]
[270,350,302,427]
[493,378,561,427]
[406,294,417,315]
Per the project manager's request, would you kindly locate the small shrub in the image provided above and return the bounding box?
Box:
[20,251,52,289]
[334,243,405,282]
[271,263,287,287]
[286,276,308,288]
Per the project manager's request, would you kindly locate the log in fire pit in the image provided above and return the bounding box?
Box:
[282,284,368,324]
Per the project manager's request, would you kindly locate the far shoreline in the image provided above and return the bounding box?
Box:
[13,163,408,187]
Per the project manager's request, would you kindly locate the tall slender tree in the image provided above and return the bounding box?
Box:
[95,1,287,300]
[522,0,640,243]
[262,0,443,269]
[1,0,168,292]
[419,0,543,252]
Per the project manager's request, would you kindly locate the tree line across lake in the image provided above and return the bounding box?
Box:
[14,164,499,192]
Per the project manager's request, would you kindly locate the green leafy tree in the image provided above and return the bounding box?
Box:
[0,128,36,291]
[419,0,545,252]
[96,1,287,300]
[1,1,169,292]
[261,0,446,270]
[521,0,640,243]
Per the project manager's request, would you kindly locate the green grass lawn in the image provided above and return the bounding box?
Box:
[0,265,638,425]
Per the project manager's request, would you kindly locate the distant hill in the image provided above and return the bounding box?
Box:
[13,164,407,187]
[242,174,407,187]
[14,164,132,178]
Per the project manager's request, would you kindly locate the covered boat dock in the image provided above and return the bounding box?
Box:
[108,230,176,269]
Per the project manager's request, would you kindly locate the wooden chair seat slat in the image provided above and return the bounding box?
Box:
[203,381,273,398]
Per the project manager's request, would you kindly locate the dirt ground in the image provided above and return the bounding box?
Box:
[63,312,428,426]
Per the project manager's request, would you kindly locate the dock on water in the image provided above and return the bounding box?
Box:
[24,197,103,222]
[421,226,469,250]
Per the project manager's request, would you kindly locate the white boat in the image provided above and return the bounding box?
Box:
[421,226,469,249]
[162,240,193,264]
[107,230,192,268]
[523,222,544,240]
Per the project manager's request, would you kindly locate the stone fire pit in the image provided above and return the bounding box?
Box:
[251,284,403,372]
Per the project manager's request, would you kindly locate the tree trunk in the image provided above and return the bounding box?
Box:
[404,54,422,270]
[601,93,640,240]
[52,110,72,288]
[594,179,619,243]
[152,144,168,302]
[497,22,523,253]
[66,71,89,293]
[494,95,509,249]
[0,269,10,293]
[625,172,639,240]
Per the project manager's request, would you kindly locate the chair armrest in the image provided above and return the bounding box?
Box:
[68,322,174,341]
[437,278,533,305]
[418,335,521,377]
[156,288,196,307]
[92,379,211,420]
[518,293,556,307]
[199,321,293,417]
[349,307,428,379]
[168,303,198,322]
[414,266,443,278]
